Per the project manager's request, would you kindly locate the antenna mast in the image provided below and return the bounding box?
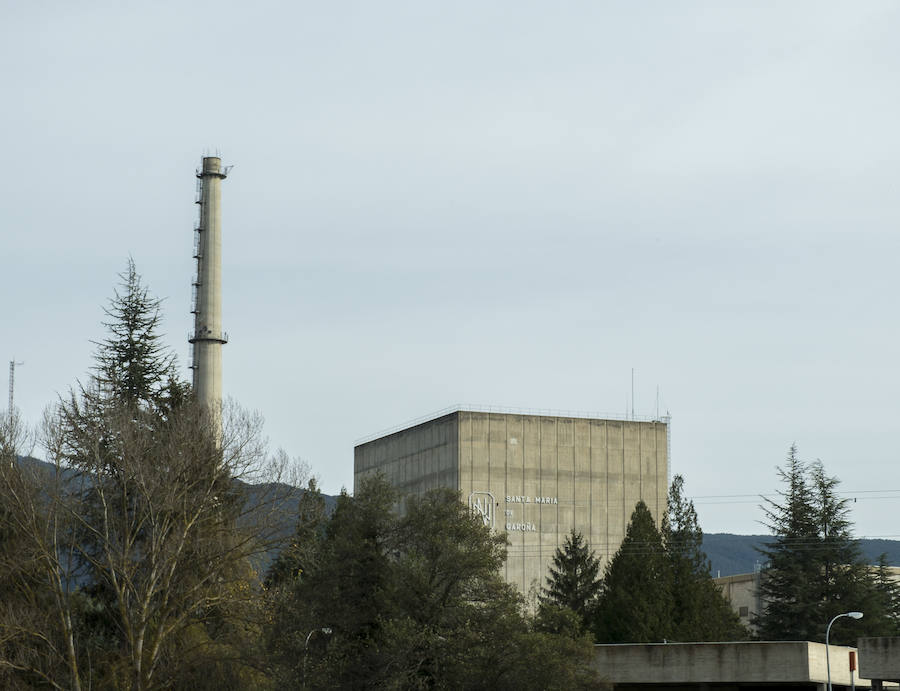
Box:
[631,368,635,420]
[8,360,23,421]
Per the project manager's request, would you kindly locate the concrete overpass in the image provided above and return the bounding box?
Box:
[593,640,872,690]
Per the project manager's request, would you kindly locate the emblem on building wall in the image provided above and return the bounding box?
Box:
[468,491,496,529]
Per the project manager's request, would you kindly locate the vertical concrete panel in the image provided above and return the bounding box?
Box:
[539,418,558,575]
[574,443,590,537]
[574,419,591,544]
[389,458,399,488]
[385,436,395,468]
[504,415,525,591]
[521,416,542,592]
[523,416,542,495]
[557,418,574,550]
[523,415,541,446]
[470,413,490,493]
[558,426,575,538]
[488,414,506,444]
[540,417,558,448]
[623,422,642,522]
[558,418,574,447]
[446,419,459,493]
[488,414,506,499]
[458,411,473,496]
[640,424,660,523]
[590,420,610,561]
[574,418,590,449]
[487,414,506,577]
[606,421,625,556]
[656,423,669,522]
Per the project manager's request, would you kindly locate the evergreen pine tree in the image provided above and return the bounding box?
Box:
[539,529,602,631]
[591,501,673,643]
[297,475,399,687]
[91,258,182,412]
[264,478,328,589]
[51,262,261,687]
[664,475,747,641]
[266,477,599,690]
[807,460,874,644]
[755,445,821,641]
[870,554,900,636]
[60,259,188,472]
[755,446,879,644]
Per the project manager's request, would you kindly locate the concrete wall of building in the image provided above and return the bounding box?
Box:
[457,411,667,592]
[714,572,761,632]
[592,641,868,687]
[356,410,668,594]
[858,637,900,681]
[355,413,459,498]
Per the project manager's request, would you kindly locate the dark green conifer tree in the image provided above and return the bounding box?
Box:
[868,553,900,636]
[539,529,602,632]
[269,475,399,688]
[1,261,285,690]
[755,445,821,641]
[664,475,747,641]
[91,258,179,410]
[756,447,878,644]
[592,500,673,643]
[52,261,264,689]
[59,259,188,472]
[807,460,875,643]
[266,477,600,690]
[264,478,328,589]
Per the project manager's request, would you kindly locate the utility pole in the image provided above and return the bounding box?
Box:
[8,360,24,421]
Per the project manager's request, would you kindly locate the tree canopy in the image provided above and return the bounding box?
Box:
[540,529,602,633]
[755,446,898,644]
[590,478,747,644]
[665,475,746,642]
[592,500,674,643]
[0,261,286,690]
[89,258,183,413]
[0,261,604,690]
[266,476,600,690]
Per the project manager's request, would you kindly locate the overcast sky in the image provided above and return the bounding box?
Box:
[4,1,900,537]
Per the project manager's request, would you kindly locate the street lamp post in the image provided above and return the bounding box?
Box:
[826,611,863,691]
[303,627,333,689]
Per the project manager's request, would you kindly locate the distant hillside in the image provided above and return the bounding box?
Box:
[15,456,339,578]
[17,457,900,580]
[703,533,900,577]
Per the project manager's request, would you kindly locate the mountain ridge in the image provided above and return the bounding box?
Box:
[702,532,900,578]
[15,457,900,579]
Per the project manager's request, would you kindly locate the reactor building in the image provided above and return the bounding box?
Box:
[354,408,669,593]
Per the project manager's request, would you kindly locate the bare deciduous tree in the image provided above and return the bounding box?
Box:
[1,262,305,690]
[1,401,300,690]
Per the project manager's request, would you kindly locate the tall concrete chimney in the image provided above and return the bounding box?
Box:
[190,156,228,424]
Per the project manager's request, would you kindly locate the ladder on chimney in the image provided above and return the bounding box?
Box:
[189,175,204,372]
